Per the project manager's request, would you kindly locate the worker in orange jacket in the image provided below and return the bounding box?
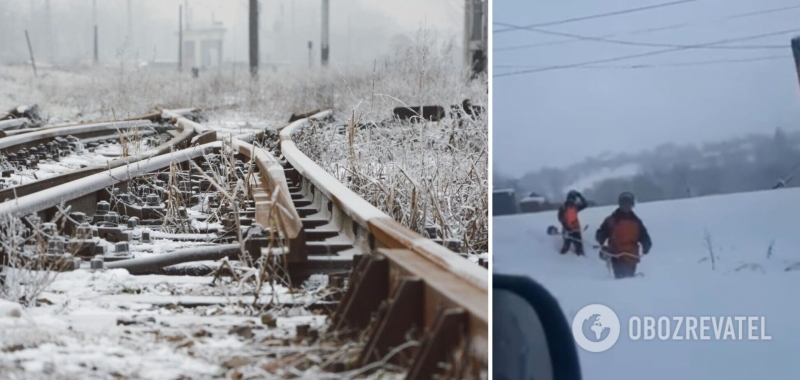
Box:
[595,192,652,279]
[558,190,587,255]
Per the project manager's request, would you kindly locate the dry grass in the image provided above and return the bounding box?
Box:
[0,209,76,307]
[294,34,488,255]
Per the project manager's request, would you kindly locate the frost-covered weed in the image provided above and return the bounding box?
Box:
[295,33,488,254]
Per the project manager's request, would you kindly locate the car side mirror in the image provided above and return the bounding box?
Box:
[493,274,582,380]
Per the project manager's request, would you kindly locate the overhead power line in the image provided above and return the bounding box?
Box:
[494,54,791,70]
[728,4,800,19]
[493,0,699,34]
[494,27,800,78]
[495,4,800,52]
[494,21,785,50]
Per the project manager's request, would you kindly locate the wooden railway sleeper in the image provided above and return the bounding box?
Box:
[330,252,479,379]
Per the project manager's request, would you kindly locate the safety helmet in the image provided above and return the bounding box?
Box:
[567,190,579,201]
[618,192,635,207]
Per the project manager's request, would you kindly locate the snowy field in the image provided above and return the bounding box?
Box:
[493,187,800,379]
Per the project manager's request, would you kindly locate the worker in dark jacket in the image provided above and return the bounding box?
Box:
[595,192,652,279]
[558,190,587,255]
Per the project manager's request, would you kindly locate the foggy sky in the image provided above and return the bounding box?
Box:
[0,0,463,68]
[493,0,800,177]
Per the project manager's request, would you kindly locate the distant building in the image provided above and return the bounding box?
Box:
[493,189,517,216]
[519,192,550,213]
[183,23,226,70]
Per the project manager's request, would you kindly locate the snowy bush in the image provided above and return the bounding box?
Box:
[0,213,66,307]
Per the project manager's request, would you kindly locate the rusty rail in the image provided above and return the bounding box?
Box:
[2,108,197,137]
[0,120,153,153]
[272,111,488,378]
[0,118,30,133]
[0,141,219,217]
[0,112,202,201]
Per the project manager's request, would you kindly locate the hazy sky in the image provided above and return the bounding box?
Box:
[0,0,463,67]
[493,0,800,176]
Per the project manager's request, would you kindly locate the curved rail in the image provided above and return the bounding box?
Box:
[0,118,30,133]
[2,108,197,137]
[0,120,154,153]
[277,111,488,378]
[279,114,487,287]
[0,142,220,216]
[0,111,201,201]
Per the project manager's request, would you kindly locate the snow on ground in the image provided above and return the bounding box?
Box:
[564,163,640,193]
[202,110,282,139]
[3,148,112,189]
[493,187,800,379]
[1,135,167,191]
[0,269,330,379]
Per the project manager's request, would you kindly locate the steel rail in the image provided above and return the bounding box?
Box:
[0,112,202,201]
[0,120,153,153]
[106,243,241,274]
[277,111,488,378]
[0,141,220,216]
[2,108,197,137]
[0,118,30,132]
[279,113,487,289]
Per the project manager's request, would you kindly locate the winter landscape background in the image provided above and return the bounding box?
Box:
[494,0,800,206]
[493,0,800,379]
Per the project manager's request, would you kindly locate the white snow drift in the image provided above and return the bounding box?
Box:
[494,187,800,380]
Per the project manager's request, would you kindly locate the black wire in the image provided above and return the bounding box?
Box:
[728,3,800,19]
[493,0,699,34]
[494,54,791,70]
[494,27,800,78]
[495,4,800,53]
[494,21,786,50]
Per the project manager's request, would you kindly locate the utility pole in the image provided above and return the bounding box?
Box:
[178,5,183,72]
[321,0,329,67]
[249,0,259,78]
[291,1,295,64]
[25,30,37,77]
[463,0,470,70]
[279,3,285,65]
[127,0,133,48]
[308,41,312,68]
[93,0,98,63]
[347,15,351,67]
[792,36,800,94]
[45,0,53,63]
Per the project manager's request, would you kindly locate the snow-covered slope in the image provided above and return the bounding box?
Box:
[493,187,800,379]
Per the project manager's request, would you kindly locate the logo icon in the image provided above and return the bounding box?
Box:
[571,304,621,352]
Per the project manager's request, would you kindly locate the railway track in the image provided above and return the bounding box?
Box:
[0,107,488,379]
